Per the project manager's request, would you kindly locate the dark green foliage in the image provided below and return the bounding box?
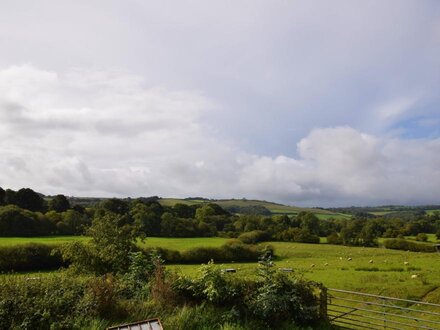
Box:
[0,187,5,205]
[61,213,141,274]
[238,230,271,244]
[225,205,272,216]
[173,257,325,327]
[416,233,428,242]
[0,243,65,272]
[383,239,436,252]
[49,194,70,212]
[326,232,342,245]
[142,240,265,264]
[4,189,17,205]
[0,205,55,237]
[0,274,90,329]
[101,198,129,215]
[14,188,46,212]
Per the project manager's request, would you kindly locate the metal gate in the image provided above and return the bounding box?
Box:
[327,288,440,329]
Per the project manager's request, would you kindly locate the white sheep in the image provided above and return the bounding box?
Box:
[347,257,352,261]
[310,264,316,268]
[324,262,329,266]
[411,274,418,279]
[369,260,373,264]
[404,261,409,266]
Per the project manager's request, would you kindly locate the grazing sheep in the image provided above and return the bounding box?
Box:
[347,257,352,261]
[324,262,329,266]
[310,264,315,268]
[411,274,418,279]
[404,261,409,266]
[369,260,373,264]
[339,257,343,260]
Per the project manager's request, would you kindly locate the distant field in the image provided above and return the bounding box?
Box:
[137,237,229,251]
[159,198,351,219]
[0,236,89,247]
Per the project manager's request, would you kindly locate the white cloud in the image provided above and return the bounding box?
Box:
[1,65,439,206]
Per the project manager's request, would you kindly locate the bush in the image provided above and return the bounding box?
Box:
[0,274,91,329]
[173,257,326,327]
[142,241,266,264]
[416,233,428,242]
[326,232,342,245]
[238,230,271,244]
[383,239,436,252]
[0,243,65,272]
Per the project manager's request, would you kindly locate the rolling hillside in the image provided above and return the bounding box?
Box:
[159,198,351,219]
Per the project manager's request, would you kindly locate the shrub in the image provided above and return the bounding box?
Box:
[416,233,428,242]
[141,241,265,264]
[326,232,342,245]
[238,230,271,244]
[0,274,93,329]
[0,243,65,272]
[173,257,326,327]
[383,239,436,252]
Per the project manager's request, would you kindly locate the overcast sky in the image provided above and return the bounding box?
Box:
[0,0,439,206]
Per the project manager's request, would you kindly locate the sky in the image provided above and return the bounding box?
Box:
[0,0,439,207]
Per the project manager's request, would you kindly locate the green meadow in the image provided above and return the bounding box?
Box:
[2,236,439,303]
[0,236,89,246]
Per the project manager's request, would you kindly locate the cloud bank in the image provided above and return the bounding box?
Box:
[1,65,439,206]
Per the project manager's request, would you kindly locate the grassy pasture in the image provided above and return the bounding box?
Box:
[0,236,89,247]
[1,235,439,303]
[163,240,440,302]
[137,236,229,250]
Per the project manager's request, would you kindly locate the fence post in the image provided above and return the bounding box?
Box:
[319,285,328,321]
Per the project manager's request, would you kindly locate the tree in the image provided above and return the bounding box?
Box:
[130,202,161,236]
[14,188,46,212]
[4,189,17,205]
[49,194,70,213]
[0,187,5,205]
[298,212,320,236]
[101,198,129,215]
[62,213,141,274]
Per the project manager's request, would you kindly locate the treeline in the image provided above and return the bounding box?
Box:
[1,187,439,248]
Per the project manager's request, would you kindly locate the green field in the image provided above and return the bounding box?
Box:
[166,241,440,301]
[137,237,229,250]
[2,235,439,303]
[0,236,89,246]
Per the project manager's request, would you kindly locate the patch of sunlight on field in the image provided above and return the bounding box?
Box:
[0,236,89,246]
[137,237,230,251]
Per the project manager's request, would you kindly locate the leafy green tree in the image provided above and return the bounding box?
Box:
[61,209,90,234]
[49,194,70,212]
[14,188,46,212]
[101,198,129,215]
[298,212,320,235]
[62,213,141,274]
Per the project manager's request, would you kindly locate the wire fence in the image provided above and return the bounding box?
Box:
[327,288,440,330]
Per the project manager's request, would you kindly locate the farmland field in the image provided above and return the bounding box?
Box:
[0,236,89,246]
[2,236,439,303]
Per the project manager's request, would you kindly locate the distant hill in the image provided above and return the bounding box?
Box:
[158,198,351,219]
